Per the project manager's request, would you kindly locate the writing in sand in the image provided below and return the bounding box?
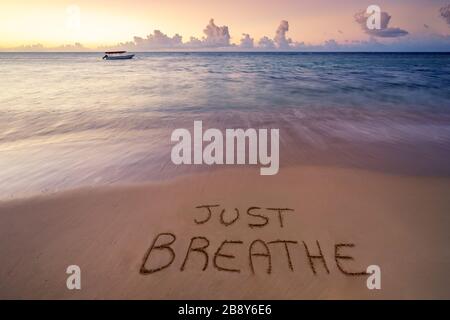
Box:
[139,204,369,276]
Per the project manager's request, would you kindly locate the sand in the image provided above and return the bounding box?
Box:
[0,165,449,299]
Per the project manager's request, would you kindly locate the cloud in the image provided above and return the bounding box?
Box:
[366,34,450,52]
[56,42,87,51]
[184,36,204,48]
[354,10,408,38]
[132,30,183,49]
[290,38,342,51]
[257,36,276,50]
[274,20,292,49]
[254,20,293,50]
[103,18,231,50]
[3,42,88,52]
[3,35,450,53]
[13,43,45,51]
[370,27,409,38]
[201,19,231,47]
[323,39,340,50]
[103,19,295,51]
[3,17,450,53]
[172,18,232,48]
[106,31,183,50]
[440,4,450,26]
[182,19,231,48]
[239,34,254,49]
[298,35,450,52]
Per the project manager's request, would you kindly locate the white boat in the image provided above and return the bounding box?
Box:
[102,51,135,60]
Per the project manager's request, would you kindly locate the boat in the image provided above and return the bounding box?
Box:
[102,51,135,60]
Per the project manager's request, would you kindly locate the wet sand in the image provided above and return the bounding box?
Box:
[0,165,449,299]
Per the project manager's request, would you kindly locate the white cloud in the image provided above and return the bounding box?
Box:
[101,18,231,50]
[132,31,183,49]
[184,36,204,48]
[239,34,254,49]
[201,19,231,47]
[2,42,88,52]
[3,17,450,52]
[274,20,292,49]
[257,36,276,50]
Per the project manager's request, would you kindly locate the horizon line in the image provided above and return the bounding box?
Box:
[1,50,450,54]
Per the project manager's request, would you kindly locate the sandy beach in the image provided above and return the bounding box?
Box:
[0,165,449,299]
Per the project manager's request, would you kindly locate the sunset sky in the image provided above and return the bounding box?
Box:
[1,0,450,50]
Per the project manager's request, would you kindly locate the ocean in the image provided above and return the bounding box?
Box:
[1,52,450,199]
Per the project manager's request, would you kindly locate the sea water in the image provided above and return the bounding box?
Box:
[1,52,449,198]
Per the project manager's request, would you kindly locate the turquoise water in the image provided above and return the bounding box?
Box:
[1,53,450,198]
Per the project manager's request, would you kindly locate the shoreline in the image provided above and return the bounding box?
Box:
[1,165,449,299]
[2,104,449,201]
[2,160,449,203]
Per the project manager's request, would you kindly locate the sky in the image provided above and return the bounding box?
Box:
[1,0,450,51]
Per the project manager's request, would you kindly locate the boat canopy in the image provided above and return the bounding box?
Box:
[104,51,127,54]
